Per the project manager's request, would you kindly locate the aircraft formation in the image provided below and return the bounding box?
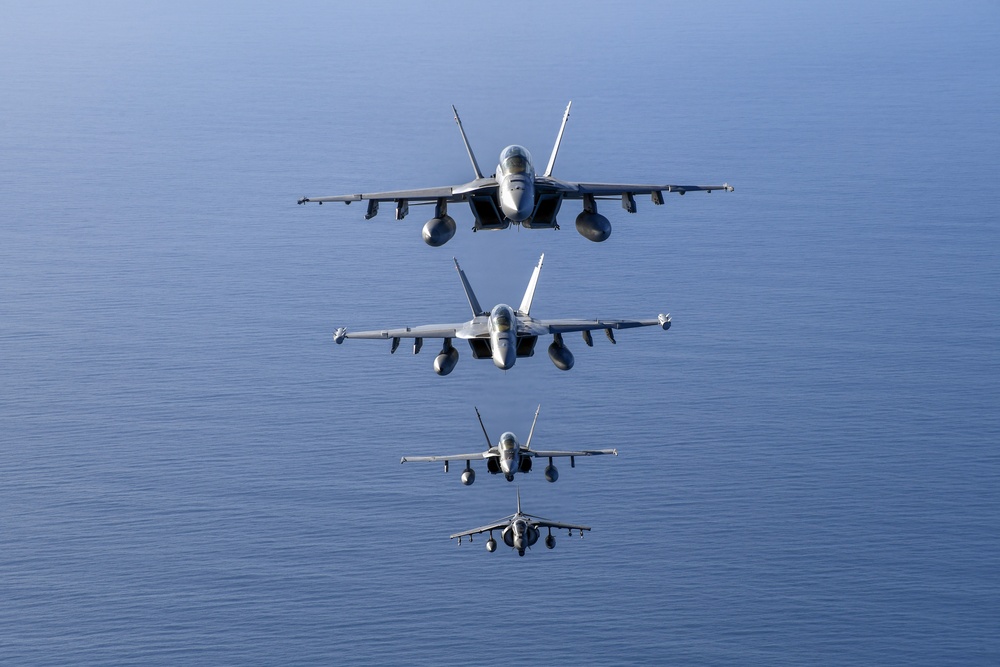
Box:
[301,103,732,555]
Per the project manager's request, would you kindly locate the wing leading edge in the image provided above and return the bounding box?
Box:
[525,314,672,335]
[450,516,515,540]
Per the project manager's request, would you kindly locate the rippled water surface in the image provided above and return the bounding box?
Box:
[2,2,998,664]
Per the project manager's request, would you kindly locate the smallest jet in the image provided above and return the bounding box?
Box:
[401,405,617,485]
[451,489,590,557]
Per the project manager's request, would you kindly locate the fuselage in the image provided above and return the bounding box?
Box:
[501,515,539,556]
[496,145,535,222]
[488,304,518,370]
[498,431,521,480]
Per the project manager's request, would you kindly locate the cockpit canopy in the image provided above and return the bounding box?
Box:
[500,432,517,449]
[499,145,533,176]
[491,305,514,332]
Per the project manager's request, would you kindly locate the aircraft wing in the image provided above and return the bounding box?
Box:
[400,452,496,463]
[526,448,617,458]
[529,518,591,533]
[298,178,498,206]
[568,182,734,197]
[450,517,514,540]
[535,177,733,199]
[525,315,671,335]
[338,322,468,340]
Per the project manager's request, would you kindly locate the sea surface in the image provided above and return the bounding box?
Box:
[2,2,998,664]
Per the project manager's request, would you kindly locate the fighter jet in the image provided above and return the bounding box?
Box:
[451,490,590,557]
[298,102,733,246]
[401,405,616,485]
[333,253,672,375]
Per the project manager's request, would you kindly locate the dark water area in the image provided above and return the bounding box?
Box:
[2,2,998,664]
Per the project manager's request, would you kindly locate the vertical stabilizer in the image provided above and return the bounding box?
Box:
[475,407,492,449]
[454,258,486,317]
[524,405,541,450]
[543,101,572,178]
[518,254,544,316]
[516,487,522,515]
[452,106,484,180]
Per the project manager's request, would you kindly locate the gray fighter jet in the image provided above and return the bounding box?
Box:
[298,102,733,246]
[401,405,617,485]
[333,253,671,375]
[451,490,590,557]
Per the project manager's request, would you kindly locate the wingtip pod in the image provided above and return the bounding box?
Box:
[334,327,347,344]
[658,314,671,331]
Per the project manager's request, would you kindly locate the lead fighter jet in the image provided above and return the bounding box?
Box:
[401,405,617,485]
[298,102,733,246]
[333,253,672,375]
[451,490,590,557]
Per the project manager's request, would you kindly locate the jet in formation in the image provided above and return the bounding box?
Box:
[333,253,671,375]
[298,102,733,246]
[401,405,616,485]
[451,490,589,557]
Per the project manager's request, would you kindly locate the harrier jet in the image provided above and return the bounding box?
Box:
[333,253,672,375]
[451,490,590,557]
[401,406,617,485]
[298,102,733,246]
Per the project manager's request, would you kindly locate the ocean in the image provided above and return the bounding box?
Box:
[1,1,998,664]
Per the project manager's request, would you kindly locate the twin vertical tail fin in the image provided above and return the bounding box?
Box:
[454,258,486,317]
[524,405,541,450]
[452,105,484,180]
[475,406,492,449]
[455,102,569,180]
[543,101,572,178]
[518,254,544,316]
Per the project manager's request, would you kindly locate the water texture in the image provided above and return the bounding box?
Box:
[1,2,998,664]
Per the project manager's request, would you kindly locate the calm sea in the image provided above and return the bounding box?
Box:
[2,1,998,664]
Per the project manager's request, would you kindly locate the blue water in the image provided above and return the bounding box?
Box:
[2,1,998,664]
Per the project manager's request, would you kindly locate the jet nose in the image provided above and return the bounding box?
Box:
[500,178,535,222]
[493,341,516,370]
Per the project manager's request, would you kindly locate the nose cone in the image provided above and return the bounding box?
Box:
[500,178,535,222]
[493,339,516,370]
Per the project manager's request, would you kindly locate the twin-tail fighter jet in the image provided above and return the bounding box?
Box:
[401,406,616,485]
[333,253,671,375]
[298,102,733,246]
[451,489,590,557]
